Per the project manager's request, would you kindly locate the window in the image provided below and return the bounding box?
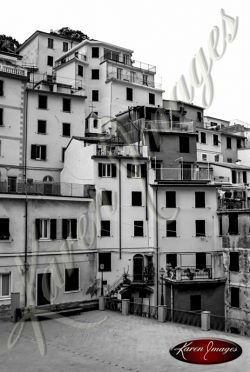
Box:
[91,69,99,79]
[78,65,83,76]
[230,287,239,308]
[195,192,205,208]
[213,134,219,146]
[237,139,242,149]
[196,253,206,269]
[166,254,177,268]
[0,140,2,156]
[166,220,176,237]
[148,132,160,152]
[0,108,3,125]
[179,136,189,153]
[65,268,79,292]
[123,54,130,64]
[227,137,232,149]
[218,215,223,236]
[132,191,142,206]
[134,221,144,237]
[35,219,57,240]
[62,147,66,162]
[92,90,99,101]
[117,68,122,80]
[228,213,238,235]
[62,122,71,137]
[126,87,133,101]
[166,191,176,208]
[229,252,239,272]
[92,47,99,58]
[47,56,53,66]
[0,80,3,96]
[227,158,232,163]
[63,98,71,112]
[102,190,112,206]
[243,171,247,184]
[62,219,77,239]
[99,252,111,272]
[48,38,54,49]
[190,295,201,311]
[214,154,219,162]
[197,112,202,122]
[38,95,47,109]
[8,177,16,192]
[98,163,116,177]
[202,154,207,161]
[195,220,205,237]
[63,42,68,52]
[130,71,135,83]
[143,74,148,85]
[93,119,98,129]
[200,132,206,144]
[127,164,147,178]
[149,93,155,105]
[37,120,46,134]
[0,274,10,297]
[101,220,110,237]
[0,218,10,240]
[31,145,46,160]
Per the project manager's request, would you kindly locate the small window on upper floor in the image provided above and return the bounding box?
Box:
[0,218,10,240]
[92,69,99,79]
[0,108,3,126]
[231,287,239,308]
[63,42,68,52]
[102,190,112,206]
[92,90,99,101]
[202,154,207,161]
[214,154,219,162]
[37,120,47,134]
[38,95,47,109]
[0,80,3,96]
[143,74,148,86]
[126,87,133,101]
[78,65,83,77]
[200,132,206,144]
[48,38,54,49]
[227,137,232,149]
[62,122,71,137]
[166,191,176,208]
[134,221,144,237]
[92,47,99,58]
[195,191,205,208]
[63,98,71,112]
[229,252,239,272]
[213,134,219,146]
[197,112,202,122]
[149,93,155,105]
[227,158,232,163]
[47,56,53,66]
[132,191,142,206]
[179,136,189,153]
[237,138,242,149]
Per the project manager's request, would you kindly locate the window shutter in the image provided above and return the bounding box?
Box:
[50,219,57,240]
[62,219,68,239]
[141,164,147,178]
[127,164,132,178]
[31,145,37,159]
[111,164,116,177]
[71,219,77,239]
[98,163,103,177]
[56,218,62,239]
[35,219,41,239]
[41,145,46,160]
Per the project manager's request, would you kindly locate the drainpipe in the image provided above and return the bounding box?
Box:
[119,158,122,259]
[156,186,159,305]
[24,89,29,307]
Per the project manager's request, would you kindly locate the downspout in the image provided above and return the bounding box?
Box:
[156,186,159,305]
[24,89,29,307]
[119,158,122,259]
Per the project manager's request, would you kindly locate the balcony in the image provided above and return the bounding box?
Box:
[95,144,147,158]
[217,198,250,211]
[55,52,87,68]
[0,63,27,77]
[106,71,161,89]
[154,167,212,182]
[0,180,94,198]
[165,267,212,281]
[144,120,195,133]
[100,54,156,73]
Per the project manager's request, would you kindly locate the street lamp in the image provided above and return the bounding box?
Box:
[100,264,104,296]
[159,267,165,305]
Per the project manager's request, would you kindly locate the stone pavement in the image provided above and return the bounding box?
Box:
[0,310,249,372]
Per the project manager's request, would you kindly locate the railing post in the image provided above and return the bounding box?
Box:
[99,296,105,311]
[158,305,167,322]
[122,299,130,315]
[201,311,211,331]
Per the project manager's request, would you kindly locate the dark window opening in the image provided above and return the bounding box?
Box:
[48,38,54,49]
[200,132,206,144]
[148,132,160,152]
[166,254,177,268]
[213,134,219,146]
[197,112,202,122]
[231,287,239,308]
[219,215,222,236]
[78,65,83,76]
[99,252,111,272]
[93,119,98,128]
[228,213,238,235]
[92,69,99,79]
[229,252,239,272]
[31,145,46,160]
[126,87,133,101]
[227,158,232,163]
[190,295,201,311]
[62,147,66,162]
[196,220,205,237]
[237,139,242,149]
[134,221,143,237]
[195,192,205,208]
[179,136,189,153]
[101,220,110,237]
[243,171,247,184]
[0,218,10,240]
[196,253,206,269]
[102,191,112,206]
[62,122,71,137]
[65,268,79,292]
[132,191,142,206]
[149,93,155,105]
[47,56,53,66]
[166,220,176,237]
[0,108,3,125]
[166,191,176,208]
[63,42,68,52]
[92,47,99,58]
[38,95,47,109]
[227,137,232,149]
[92,90,99,101]
[62,219,77,239]
[63,98,71,112]
[0,80,3,96]
[37,120,46,134]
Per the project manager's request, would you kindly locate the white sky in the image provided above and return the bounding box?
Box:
[2,0,250,122]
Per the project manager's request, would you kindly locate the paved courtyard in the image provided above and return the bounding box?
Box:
[0,310,249,372]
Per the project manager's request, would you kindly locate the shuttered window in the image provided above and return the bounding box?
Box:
[31,145,46,160]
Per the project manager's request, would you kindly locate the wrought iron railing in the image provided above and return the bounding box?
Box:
[165,267,212,281]
[106,72,160,89]
[145,120,195,132]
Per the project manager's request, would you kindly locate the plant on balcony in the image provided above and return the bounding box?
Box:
[122,268,131,285]
[143,263,154,283]
[185,268,194,280]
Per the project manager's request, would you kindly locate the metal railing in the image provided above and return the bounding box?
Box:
[166,308,201,327]
[145,120,195,132]
[165,267,212,281]
[100,55,156,73]
[105,298,122,312]
[213,176,230,183]
[106,71,161,89]
[129,302,158,319]
[155,168,212,181]
[96,144,143,157]
[0,180,92,198]
[0,63,27,77]
[217,199,250,211]
[55,52,87,68]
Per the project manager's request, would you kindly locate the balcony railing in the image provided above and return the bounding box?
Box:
[96,144,146,157]
[0,64,27,77]
[106,71,161,89]
[0,180,93,198]
[154,168,212,181]
[165,267,212,281]
[55,52,87,68]
[100,55,156,73]
[145,120,195,132]
[217,199,250,211]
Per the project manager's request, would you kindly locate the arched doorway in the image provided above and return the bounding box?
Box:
[133,254,144,282]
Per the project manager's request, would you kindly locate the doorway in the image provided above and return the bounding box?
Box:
[37,273,51,306]
[133,254,144,282]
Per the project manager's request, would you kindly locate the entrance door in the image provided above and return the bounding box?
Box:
[37,273,51,306]
[133,254,144,282]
